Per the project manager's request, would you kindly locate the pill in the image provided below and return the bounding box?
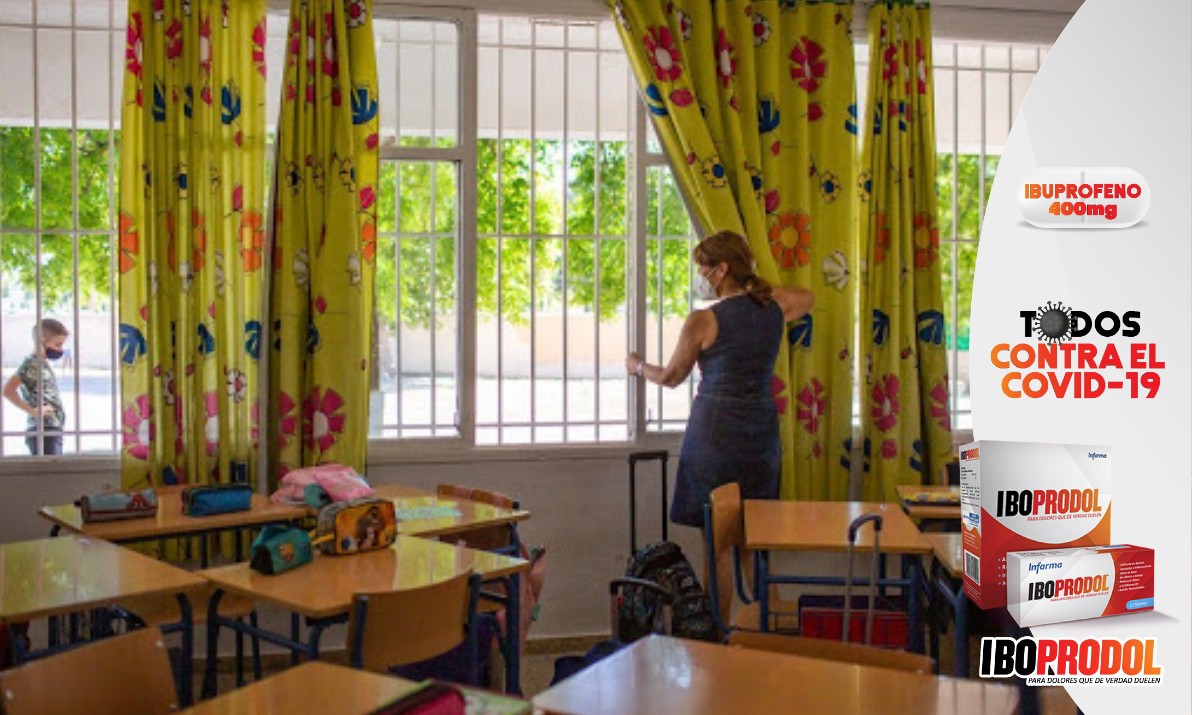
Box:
[1017,167,1149,228]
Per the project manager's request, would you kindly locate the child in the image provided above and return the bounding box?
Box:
[3,318,69,455]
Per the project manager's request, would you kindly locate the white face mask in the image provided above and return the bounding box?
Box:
[693,267,719,301]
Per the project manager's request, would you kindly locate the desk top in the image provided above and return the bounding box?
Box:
[0,536,206,622]
[39,487,308,542]
[370,484,532,538]
[744,500,932,554]
[533,635,1018,715]
[180,661,421,715]
[896,485,961,521]
[925,533,965,580]
[200,535,529,619]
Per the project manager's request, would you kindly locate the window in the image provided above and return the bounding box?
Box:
[0,0,125,455]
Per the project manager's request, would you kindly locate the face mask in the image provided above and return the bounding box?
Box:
[44,347,64,361]
[693,268,719,301]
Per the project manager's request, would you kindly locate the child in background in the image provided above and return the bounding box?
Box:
[3,318,70,455]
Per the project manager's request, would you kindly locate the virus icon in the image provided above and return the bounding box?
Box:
[1033,300,1073,343]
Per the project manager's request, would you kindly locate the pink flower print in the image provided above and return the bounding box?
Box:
[715,29,736,89]
[796,378,826,434]
[165,20,183,61]
[251,399,261,449]
[643,27,682,83]
[125,13,144,103]
[252,18,267,78]
[771,375,788,415]
[359,185,376,211]
[322,13,339,77]
[277,391,299,448]
[122,394,154,461]
[304,387,347,452]
[204,390,220,456]
[914,39,928,95]
[870,374,900,432]
[226,367,248,403]
[930,380,951,432]
[306,19,318,74]
[789,37,826,93]
[199,16,213,74]
[345,0,368,28]
[881,439,897,459]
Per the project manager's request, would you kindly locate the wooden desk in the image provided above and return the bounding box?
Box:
[0,536,206,704]
[743,501,931,652]
[181,661,420,714]
[533,635,1019,715]
[896,485,961,523]
[371,484,532,539]
[744,500,933,554]
[199,535,530,696]
[925,533,963,580]
[39,487,308,564]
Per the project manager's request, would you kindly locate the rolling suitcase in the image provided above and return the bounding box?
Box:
[797,514,909,648]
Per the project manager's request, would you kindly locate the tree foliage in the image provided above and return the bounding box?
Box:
[1,122,986,348]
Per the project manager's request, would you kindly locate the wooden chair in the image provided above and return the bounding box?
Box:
[349,570,482,684]
[728,630,935,674]
[703,482,800,633]
[115,585,262,685]
[435,484,521,556]
[0,628,178,715]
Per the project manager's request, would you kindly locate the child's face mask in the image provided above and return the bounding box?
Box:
[44,347,65,361]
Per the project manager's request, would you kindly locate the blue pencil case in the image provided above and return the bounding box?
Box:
[249,525,313,575]
[181,483,254,517]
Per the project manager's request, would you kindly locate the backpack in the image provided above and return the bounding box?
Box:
[616,541,720,643]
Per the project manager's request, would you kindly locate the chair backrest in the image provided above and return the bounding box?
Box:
[728,631,935,674]
[349,570,480,673]
[705,482,744,630]
[0,628,178,715]
[436,483,518,552]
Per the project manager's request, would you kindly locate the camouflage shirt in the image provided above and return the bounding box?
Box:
[15,355,64,431]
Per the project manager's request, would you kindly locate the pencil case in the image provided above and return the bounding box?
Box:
[249,525,313,575]
[312,497,397,555]
[181,483,254,517]
[78,488,158,523]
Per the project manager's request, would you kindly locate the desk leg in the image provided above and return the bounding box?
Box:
[290,614,301,666]
[953,584,968,677]
[307,620,328,660]
[757,550,771,633]
[202,589,225,699]
[505,573,522,696]
[906,555,924,654]
[175,593,194,707]
[10,626,29,666]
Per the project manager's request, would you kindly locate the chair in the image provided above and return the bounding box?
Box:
[703,482,800,633]
[349,570,482,684]
[435,484,522,556]
[114,585,262,685]
[0,628,178,715]
[728,630,935,674]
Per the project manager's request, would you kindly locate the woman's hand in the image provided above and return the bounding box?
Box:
[625,352,644,377]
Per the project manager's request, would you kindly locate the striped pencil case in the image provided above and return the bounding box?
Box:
[78,489,158,523]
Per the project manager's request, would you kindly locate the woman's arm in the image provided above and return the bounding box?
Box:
[772,286,815,323]
[626,309,716,389]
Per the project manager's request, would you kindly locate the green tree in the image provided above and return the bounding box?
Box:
[1,127,115,310]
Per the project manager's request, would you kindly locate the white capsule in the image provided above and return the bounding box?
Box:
[1017,167,1149,228]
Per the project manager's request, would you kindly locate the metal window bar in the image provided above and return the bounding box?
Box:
[71,1,82,455]
[108,13,119,454]
[528,20,538,445]
[429,28,439,436]
[561,24,570,442]
[592,35,602,440]
[32,1,45,457]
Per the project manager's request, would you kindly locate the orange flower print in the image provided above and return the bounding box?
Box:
[912,212,939,268]
[118,212,139,274]
[768,211,812,270]
[192,209,207,272]
[873,212,891,265]
[360,219,376,264]
[240,210,265,272]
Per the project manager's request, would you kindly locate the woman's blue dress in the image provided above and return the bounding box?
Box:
[670,294,784,527]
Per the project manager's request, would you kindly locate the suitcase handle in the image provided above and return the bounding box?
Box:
[843,514,883,646]
[628,451,670,553]
[847,514,883,543]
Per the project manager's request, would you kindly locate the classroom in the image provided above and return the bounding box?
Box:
[0,0,1082,713]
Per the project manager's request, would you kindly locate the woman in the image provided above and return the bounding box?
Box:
[625,231,814,527]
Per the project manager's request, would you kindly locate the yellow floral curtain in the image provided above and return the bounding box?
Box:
[268,0,379,485]
[859,3,951,501]
[118,0,267,488]
[612,0,858,499]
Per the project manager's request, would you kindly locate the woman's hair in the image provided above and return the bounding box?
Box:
[692,230,773,306]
